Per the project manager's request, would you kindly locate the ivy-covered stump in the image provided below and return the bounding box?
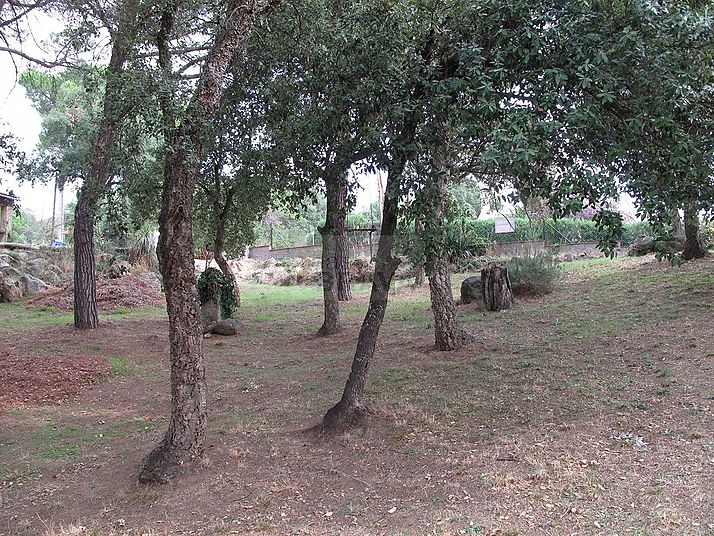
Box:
[481,263,514,311]
[197,268,238,329]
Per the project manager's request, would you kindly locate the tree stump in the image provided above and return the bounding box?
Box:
[481,263,514,311]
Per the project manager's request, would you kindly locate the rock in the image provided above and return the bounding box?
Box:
[21,273,48,296]
[0,254,12,268]
[628,236,655,256]
[460,275,482,304]
[138,271,162,293]
[0,265,23,279]
[27,257,48,268]
[109,260,132,279]
[0,275,23,302]
[207,318,239,336]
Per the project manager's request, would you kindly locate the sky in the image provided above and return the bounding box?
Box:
[0,12,71,219]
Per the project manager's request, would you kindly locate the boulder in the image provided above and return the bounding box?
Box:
[21,273,48,296]
[207,318,239,336]
[0,275,23,302]
[460,275,482,304]
[628,236,655,256]
[138,271,162,293]
[109,260,132,279]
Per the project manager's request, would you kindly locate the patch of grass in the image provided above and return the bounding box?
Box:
[43,445,81,460]
[0,465,41,485]
[0,302,74,331]
[108,357,134,378]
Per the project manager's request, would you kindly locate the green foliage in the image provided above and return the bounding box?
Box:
[8,208,48,244]
[18,69,101,188]
[127,222,158,269]
[197,268,237,320]
[0,125,23,178]
[507,253,561,297]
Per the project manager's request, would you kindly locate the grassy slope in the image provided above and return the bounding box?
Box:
[0,256,712,536]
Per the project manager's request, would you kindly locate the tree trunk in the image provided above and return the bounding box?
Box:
[322,163,402,432]
[413,219,426,286]
[139,0,271,484]
[73,192,99,329]
[318,177,341,336]
[72,0,136,329]
[423,166,472,350]
[670,209,685,240]
[336,180,352,301]
[414,265,425,286]
[482,263,514,311]
[213,225,240,308]
[682,202,708,261]
[212,181,240,307]
[428,257,473,350]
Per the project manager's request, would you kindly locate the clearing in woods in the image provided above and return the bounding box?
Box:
[0,256,712,535]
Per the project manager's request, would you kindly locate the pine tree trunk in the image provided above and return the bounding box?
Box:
[336,180,352,301]
[318,178,341,335]
[322,163,402,432]
[73,192,99,329]
[72,1,135,329]
[682,202,708,261]
[482,263,514,311]
[139,0,271,483]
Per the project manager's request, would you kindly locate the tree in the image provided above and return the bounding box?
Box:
[71,0,142,329]
[256,0,383,335]
[138,0,278,484]
[323,0,714,429]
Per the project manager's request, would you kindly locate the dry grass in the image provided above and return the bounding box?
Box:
[1,255,713,535]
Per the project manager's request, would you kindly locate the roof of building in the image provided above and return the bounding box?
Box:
[0,193,18,207]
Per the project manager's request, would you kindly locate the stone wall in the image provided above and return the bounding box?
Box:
[248,240,603,262]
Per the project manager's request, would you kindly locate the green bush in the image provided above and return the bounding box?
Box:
[459,217,650,246]
[506,252,561,297]
[196,268,237,319]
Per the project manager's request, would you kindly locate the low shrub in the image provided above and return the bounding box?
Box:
[506,252,561,297]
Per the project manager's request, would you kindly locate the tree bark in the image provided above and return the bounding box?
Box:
[482,263,514,311]
[212,167,240,306]
[318,176,341,336]
[322,163,402,432]
[413,219,426,286]
[72,2,136,329]
[336,180,352,301]
[424,175,473,350]
[73,192,99,329]
[682,202,708,261]
[139,0,272,484]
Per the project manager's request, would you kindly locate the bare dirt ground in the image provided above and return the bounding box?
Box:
[0,350,109,410]
[0,256,712,536]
